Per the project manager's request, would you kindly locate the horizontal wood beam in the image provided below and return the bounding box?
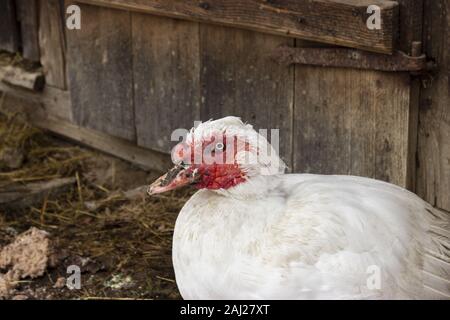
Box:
[1,65,45,91]
[0,81,72,122]
[75,0,399,53]
[0,86,171,173]
[36,116,172,173]
[272,44,431,72]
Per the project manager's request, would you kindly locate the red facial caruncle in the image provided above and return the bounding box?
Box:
[147,133,250,195]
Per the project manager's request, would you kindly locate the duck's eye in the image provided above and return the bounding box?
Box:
[215,142,225,151]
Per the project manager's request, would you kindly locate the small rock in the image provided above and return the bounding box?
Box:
[104,274,135,290]
[53,277,66,289]
[12,294,28,300]
[0,227,53,298]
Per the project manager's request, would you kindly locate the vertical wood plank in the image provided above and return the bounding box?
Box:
[294,65,411,187]
[200,25,294,168]
[66,4,135,141]
[396,0,424,191]
[396,0,424,54]
[70,0,400,54]
[0,0,19,53]
[132,14,200,153]
[373,74,411,185]
[417,0,450,211]
[16,0,40,61]
[294,66,352,175]
[39,0,66,88]
[293,0,424,189]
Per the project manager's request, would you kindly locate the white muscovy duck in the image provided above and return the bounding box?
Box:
[148,116,449,299]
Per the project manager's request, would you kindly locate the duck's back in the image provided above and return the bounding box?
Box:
[173,174,450,299]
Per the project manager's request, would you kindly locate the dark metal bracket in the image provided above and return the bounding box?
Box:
[272,42,435,74]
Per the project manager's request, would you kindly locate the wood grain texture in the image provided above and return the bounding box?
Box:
[75,0,399,53]
[39,0,66,88]
[292,0,424,189]
[0,81,72,122]
[416,0,450,211]
[395,0,424,192]
[16,0,40,61]
[396,0,424,54]
[0,0,19,53]
[38,116,171,173]
[132,14,201,153]
[0,90,170,173]
[293,66,412,188]
[1,65,45,91]
[199,25,294,168]
[66,4,136,141]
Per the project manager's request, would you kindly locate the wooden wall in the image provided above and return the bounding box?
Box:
[63,2,418,187]
[66,5,135,140]
[66,5,295,167]
[416,0,450,212]
[294,66,412,186]
[1,1,448,211]
[0,0,20,53]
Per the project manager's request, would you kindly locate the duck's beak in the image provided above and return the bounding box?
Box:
[147,165,198,195]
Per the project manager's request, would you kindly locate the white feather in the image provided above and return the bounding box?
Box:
[172,118,450,299]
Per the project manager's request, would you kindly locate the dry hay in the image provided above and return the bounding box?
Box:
[0,51,41,71]
[0,107,191,299]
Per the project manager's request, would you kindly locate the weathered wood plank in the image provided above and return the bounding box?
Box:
[395,0,424,192]
[294,66,351,176]
[416,0,450,211]
[0,0,20,53]
[37,117,171,173]
[396,0,424,54]
[76,0,399,54]
[199,25,294,169]
[1,64,45,91]
[0,81,72,122]
[0,91,171,173]
[373,73,411,186]
[292,0,423,189]
[16,0,40,61]
[66,4,135,141]
[132,14,201,153]
[38,0,66,88]
[272,46,429,72]
[293,65,411,187]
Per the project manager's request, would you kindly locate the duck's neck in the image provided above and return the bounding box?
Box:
[211,175,283,200]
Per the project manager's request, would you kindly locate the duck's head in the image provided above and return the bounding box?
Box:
[147,116,285,195]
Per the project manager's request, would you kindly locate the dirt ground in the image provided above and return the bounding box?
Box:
[0,109,193,300]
